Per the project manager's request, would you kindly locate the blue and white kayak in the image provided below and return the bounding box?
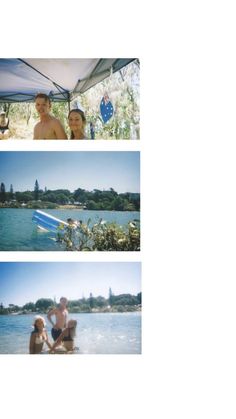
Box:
[32,210,68,233]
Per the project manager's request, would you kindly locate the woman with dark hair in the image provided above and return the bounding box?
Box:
[68,109,87,139]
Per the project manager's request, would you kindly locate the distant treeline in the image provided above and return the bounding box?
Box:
[0,182,140,211]
[0,291,142,315]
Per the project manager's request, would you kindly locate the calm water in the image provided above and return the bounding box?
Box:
[0,209,140,251]
[0,313,141,354]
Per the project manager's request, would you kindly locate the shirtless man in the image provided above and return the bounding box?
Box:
[33,93,67,140]
[47,297,68,341]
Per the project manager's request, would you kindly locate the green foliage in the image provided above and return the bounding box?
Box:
[27,201,58,209]
[58,219,140,251]
[7,103,36,138]
[23,302,36,311]
[89,293,94,309]
[115,305,125,313]
[0,186,140,211]
[0,182,6,202]
[15,191,34,203]
[109,288,114,305]
[94,296,107,308]
[91,220,140,251]
[34,179,39,201]
[9,184,14,199]
[0,303,21,314]
[78,304,91,313]
[8,103,33,121]
[112,294,139,306]
[137,292,142,305]
[4,199,21,208]
[35,298,54,312]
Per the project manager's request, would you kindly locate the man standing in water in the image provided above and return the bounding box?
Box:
[33,93,67,139]
[47,297,68,341]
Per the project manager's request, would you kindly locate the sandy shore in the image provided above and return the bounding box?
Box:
[57,205,84,209]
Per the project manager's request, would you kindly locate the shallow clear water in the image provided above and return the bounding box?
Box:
[0,208,140,251]
[0,312,141,354]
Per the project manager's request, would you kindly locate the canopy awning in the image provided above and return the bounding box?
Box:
[0,58,136,103]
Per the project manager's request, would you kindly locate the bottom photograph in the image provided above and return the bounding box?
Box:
[0,262,141,355]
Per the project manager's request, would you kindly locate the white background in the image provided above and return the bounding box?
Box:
[1,0,236,418]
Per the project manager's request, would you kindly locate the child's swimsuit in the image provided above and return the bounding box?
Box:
[63,329,73,342]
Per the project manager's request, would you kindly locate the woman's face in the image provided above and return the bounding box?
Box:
[68,112,84,132]
[35,319,44,330]
[67,320,76,328]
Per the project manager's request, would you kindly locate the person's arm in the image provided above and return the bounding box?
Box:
[53,120,67,140]
[44,331,53,351]
[29,333,36,354]
[50,329,66,352]
[33,125,37,139]
[64,310,68,328]
[47,308,56,327]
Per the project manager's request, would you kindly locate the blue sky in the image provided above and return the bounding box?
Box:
[0,262,141,306]
[0,152,140,193]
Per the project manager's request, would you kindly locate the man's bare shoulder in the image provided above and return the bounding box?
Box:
[50,116,67,139]
[33,122,42,139]
[50,116,64,127]
[34,121,42,132]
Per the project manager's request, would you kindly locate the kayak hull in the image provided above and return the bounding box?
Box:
[32,210,68,233]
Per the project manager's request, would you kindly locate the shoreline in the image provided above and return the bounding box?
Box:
[0,205,140,212]
[0,309,141,316]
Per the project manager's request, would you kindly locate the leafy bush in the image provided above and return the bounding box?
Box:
[58,219,140,251]
[26,201,58,209]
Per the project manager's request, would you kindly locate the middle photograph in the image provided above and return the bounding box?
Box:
[0,151,140,251]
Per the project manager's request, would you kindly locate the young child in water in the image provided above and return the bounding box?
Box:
[50,319,77,353]
[29,315,52,354]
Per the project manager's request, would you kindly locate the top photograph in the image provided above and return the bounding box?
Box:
[0,58,140,141]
